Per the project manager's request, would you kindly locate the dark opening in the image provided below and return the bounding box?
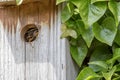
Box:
[21,24,39,42]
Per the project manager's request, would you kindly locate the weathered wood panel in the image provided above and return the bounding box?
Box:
[0,0,41,5]
[0,1,78,80]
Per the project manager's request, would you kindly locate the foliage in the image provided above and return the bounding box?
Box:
[16,0,23,5]
[57,0,120,80]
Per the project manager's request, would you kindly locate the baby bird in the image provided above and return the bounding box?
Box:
[24,27,39,42]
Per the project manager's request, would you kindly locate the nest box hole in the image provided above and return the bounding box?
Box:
[21,24,39,42]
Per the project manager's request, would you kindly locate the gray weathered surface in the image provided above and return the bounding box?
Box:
[66,41,79,80]
[0,1,78,80]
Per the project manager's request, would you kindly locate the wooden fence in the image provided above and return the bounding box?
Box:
[0,0,78,80]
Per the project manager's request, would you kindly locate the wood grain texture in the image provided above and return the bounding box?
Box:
[0,0,42,6]
[0,1,78,80]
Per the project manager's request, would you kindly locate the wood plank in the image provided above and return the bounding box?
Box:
[0,0,44,6]
[66,41,79,80]
[0,6,25,80]
[0,1,78,80]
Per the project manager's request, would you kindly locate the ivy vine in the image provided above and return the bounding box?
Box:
[16,0,23,5]
[57,0,120,80]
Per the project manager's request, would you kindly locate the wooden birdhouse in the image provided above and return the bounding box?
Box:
[0,0,78,80]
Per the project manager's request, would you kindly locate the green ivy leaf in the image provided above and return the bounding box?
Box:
[114,48,120,62]
[89,45,112,72]
[107,48,120,64]
[61,24,77,38]
[61,24,67,32]
[116,64,120,72]
[89,61,108,69]
[61,3,74,23]
[56,0,66,5]
[91,0,109,4]
[93,17,117,46]
[102,66,116,80]
[108,0,120,26]
[70,0,107,28]
[113,76,120,80]
[76,67,101,80]
[115,25,120,46]
[112,43,120,54]
[69,0,80,8]
[70,37,88,67]
[65,19,81,36]
[16,0,23,5]
[61,29,77,39]
[76,20,94,47]
[69,38,78,46]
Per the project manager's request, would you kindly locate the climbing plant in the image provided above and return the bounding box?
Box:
[16,0,23,5]
[57,0,120,80]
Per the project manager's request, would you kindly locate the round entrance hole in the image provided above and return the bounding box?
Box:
[21,24,39,42]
